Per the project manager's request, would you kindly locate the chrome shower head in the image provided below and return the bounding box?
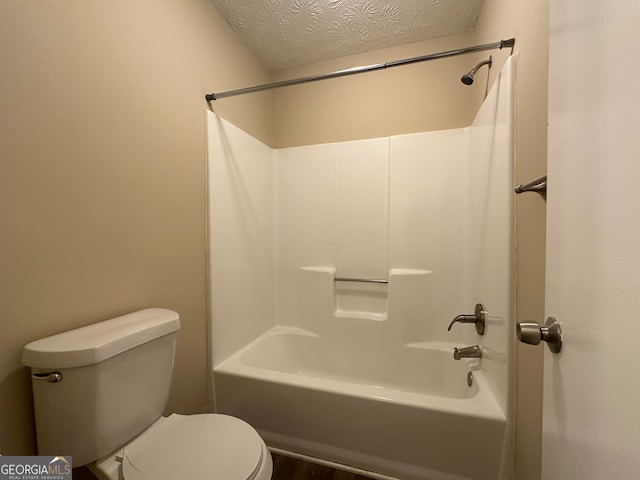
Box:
[461,56,493,85]
[461,73,475,85]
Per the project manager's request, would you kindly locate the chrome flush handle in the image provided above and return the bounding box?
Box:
[32,371,63,383]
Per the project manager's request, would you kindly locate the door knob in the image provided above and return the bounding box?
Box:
[516,316,562,353]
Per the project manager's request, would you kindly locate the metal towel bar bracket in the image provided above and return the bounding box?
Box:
[515,174,547,199]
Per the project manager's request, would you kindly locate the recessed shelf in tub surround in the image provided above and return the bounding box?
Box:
[298,267,433,332]
[334,279,388,321]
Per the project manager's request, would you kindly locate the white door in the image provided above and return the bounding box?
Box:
[543,0,640,478]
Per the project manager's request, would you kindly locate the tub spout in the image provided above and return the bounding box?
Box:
[453,345,482,360]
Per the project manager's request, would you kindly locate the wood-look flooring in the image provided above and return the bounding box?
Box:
[73,451,378,480]
[272,453,377,480]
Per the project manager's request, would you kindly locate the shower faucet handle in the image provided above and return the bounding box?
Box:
[447,303,486,335]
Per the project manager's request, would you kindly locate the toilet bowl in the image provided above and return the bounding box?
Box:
[22,309,273,480]
[90,414,272,480]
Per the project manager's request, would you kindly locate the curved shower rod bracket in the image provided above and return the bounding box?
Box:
[205,38,516,102]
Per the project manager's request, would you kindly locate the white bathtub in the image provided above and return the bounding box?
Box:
[214,326,507,480]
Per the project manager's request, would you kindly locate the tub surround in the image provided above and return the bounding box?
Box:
[208,57,516,480]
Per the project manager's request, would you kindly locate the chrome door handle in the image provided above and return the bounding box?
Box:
[516,317,562,353]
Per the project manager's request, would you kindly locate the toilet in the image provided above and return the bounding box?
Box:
[22,308,272,480]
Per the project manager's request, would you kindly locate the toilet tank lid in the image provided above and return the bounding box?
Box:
[22,308,180,369]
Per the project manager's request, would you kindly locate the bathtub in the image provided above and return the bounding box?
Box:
[214,326,507,480]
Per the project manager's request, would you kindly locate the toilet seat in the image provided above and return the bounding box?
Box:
[121,414,266,480]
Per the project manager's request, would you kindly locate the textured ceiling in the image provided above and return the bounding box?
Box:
[211,0,485,71]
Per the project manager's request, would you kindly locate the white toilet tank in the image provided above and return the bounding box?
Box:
[22,308,180,467]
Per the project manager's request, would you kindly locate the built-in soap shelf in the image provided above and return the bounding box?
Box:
[334,278,388,321]
[298,266,432,324]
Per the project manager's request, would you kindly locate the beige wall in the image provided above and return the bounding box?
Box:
[270,32,481,148]
[271,2,548,479]
[0,0,271,455]
[1,1,547,477]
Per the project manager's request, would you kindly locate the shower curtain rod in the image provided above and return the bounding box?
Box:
[205,38,515,102]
